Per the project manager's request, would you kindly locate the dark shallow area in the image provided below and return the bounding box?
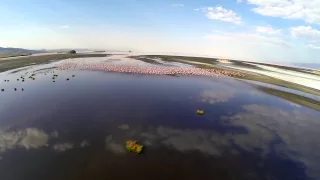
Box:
[0,62,319,180]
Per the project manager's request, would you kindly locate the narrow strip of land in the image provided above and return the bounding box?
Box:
[132,55,320,96]
[0,53,109,73]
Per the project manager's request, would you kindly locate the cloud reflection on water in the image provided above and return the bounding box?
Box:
[118,124,130,130]
[223,104,320,179]
[133,104,320,179]
[53,143,74,152]
[0,128,49,152]
[0,128,78,154]
[80,140,89,148]
[200,89,234,104]
[105,135,126,154]
[139,126,232,156]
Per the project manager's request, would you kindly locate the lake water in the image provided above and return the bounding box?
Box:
[0,60,319,180]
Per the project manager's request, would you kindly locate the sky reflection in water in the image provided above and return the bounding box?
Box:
[0,63,319,180]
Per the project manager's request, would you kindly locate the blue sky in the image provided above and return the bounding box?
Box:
[1,0,320,63]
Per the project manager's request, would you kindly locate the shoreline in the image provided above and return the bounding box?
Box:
[1,53,319,97]
[132,55,320,96]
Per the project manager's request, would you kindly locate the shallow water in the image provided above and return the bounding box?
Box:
[0,62,319,180]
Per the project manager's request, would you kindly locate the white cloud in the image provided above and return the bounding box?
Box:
[53,143,73,152]
[0,131,22,152]
[118,124,130,130]
[60,25,69,29]
[139,126,230,156]
[246,0,320,25]
[237,0,243,3]
[20,128,49,149]
[256,25,281,35]
[223,104,320,179]
[291,26,320,41]
[171,4,184,7]
[105,135,126,154]
[80,140,89,147]
[200,6,242,24]
[205,32,291,48]
[200,89,234,104]
[307,44,320,49]
[51,131,59,138]
[0,128,49,152]
[1,25,314,63]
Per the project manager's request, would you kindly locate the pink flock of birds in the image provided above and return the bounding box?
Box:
[57,62,246,78]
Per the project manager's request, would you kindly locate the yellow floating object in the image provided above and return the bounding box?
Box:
[126,140,143,154]
[197,110,204,115]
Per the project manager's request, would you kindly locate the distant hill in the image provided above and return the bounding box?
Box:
[45,48,91,53]
[0,47,46,55]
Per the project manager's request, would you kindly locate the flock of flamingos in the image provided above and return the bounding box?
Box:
[57,55,247,78]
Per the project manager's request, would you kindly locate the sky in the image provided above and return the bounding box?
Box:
[0,0,320,63]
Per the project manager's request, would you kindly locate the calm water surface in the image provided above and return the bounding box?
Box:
[0,63,319,180]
